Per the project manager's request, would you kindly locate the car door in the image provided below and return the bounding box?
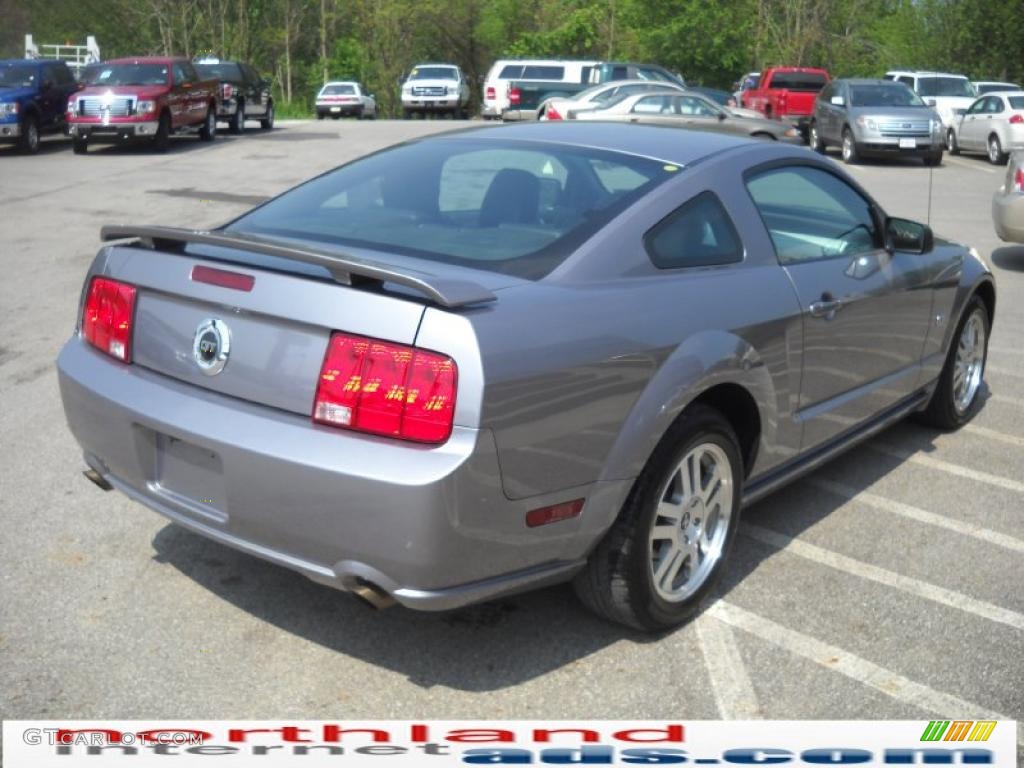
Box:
[626,94,675,125]
[36,63,65,130]
[675,94,731,133]
[746,164,935,450]
[959,97,986,150]
[169,63,192,129]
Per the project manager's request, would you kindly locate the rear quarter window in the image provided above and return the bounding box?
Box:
[645,192,743,269]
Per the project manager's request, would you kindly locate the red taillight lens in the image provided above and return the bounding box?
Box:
[313,333,457,444]
[1009,113,1024,124]
[509,87,521,106]
[1014,168,1024,194]
[222,83,233,100]
[486,86,495,100]
[546,104,562,121]
[82,277,137,362]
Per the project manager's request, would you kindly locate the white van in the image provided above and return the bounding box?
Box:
[481,59,597,119]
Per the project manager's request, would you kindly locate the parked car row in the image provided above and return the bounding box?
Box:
[0,55,275,155]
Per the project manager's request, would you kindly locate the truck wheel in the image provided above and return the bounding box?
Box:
[152,113,171,153]
[573,404,742,631]
[923,151,943,167]
[199,107,216,142]
[260,103,274,130]
[229,102,245,134]
[18,115,40,154]
[72,137,88,155]
[402,109,412,120]
[917,296,989,430]
[841,128,860,164]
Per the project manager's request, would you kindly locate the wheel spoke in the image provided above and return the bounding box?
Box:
[654,544,684,589]
[651,524,678,542]
[702,465,721,505]
[656,501,683,525]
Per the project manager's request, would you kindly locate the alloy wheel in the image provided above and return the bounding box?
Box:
[953,309,986,414]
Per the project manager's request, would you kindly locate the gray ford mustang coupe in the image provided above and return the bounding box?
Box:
[57,123,994,631]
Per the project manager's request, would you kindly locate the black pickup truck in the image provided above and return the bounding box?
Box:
[192,56,274,133]
[502,61,685,121]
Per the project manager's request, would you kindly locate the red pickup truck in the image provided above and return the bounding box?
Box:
[67,57,219,153]
[741,66,830,138]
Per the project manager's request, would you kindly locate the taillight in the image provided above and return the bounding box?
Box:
[82,277,137,363]
[1009,113,1023,124]
[313,332,457,444]
[546,104,562,120]
[222,83,233,100]
[486,86,495,100]
[509,87,521,106]
[1014,167,1024,194]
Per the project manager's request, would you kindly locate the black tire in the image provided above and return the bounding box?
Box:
[987,133,1007,165]
[809,120,825,153]
[573,404,743,632]
[918,295,989,430]
[199,106,216,142]
[402,108,412,120]
[72,137,88,155]
[841,128,860,164]
[923,151,943,167]
[152,112,171,153]
[316,112,324,120]
[260,102,274,130]
[947,128,959,155]
[751,131,776,141]
[229,103,245,134]
[18,114,40,154]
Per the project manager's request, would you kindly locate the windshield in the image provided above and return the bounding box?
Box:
[321,84,356,95]
[408,67,457,81]
[225,138,671,279]
[194,62,241,80]
[86,63,168,86]
[0,64,37,87]
[849,84,924,107]
[917,77,974,98]
[977,83,1020,94]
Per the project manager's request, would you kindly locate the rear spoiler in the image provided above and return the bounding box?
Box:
[99,224,497,309]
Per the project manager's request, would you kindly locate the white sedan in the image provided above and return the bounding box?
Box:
[948,91,1024,164]
[538,80,687,121]
[315,81,377,119]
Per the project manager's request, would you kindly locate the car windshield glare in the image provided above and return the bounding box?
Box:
[224,138,671,280]
[87,63,168,86]
[917,77,974,98]
[0,65,37,87]
[409,67,457,80]
[849,85,925,108]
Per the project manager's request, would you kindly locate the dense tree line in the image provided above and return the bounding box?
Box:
[3,0,1022,117]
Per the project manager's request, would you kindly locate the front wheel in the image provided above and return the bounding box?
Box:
[573,405,742,631]
[72,137,88,154]
[923,151,943,167]
[947,128,959,154]
[809,121,825,153]
[229,103,245,134]
[260,103,274,130]
[841,128,860,164]
[918,296,989,430]
[18,115,40,154]
[199,107,216,142]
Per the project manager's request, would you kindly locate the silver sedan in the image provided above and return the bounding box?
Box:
[573,90,803,142]
[993,150,1024,241]
[949,91,1024,164]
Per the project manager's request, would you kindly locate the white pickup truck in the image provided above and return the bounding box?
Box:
[401,63,470,119]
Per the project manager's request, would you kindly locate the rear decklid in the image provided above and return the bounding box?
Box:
[95,226,499,420]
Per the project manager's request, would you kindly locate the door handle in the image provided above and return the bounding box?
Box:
[809,294,844,319]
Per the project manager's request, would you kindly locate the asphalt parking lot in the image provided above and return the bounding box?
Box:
[1,123,1022,741]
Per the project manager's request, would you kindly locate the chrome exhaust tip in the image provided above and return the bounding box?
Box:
[83,468,113,491]
[350,579,396,610]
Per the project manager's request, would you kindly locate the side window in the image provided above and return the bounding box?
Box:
[990,96,1005,114]
[632,95,671,114]
[819,82,834,101]
[898,76,915,89]
[645,192,743,269]
[678,96,717,116]
[172,64,188,86]
[746,165,879,265]
[183,63,199,82]
[968,99,986,114]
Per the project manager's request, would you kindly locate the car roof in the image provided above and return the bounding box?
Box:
[836,78,908,86]
[104,57,183,65]
[433,121,750,165]
[323,81,358,86]
[887,70,969,78]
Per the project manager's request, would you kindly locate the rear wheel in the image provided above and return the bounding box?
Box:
[573,405,742,631]
[199,107,216,141]
[72,137,88,154]
[229,102,245,134]
[946,128,959,154]
[923,151,943,167]
[841,128,860,164]
[809,121,825,153]
[987,134,1007,165]
[918,296,989,429]
[18,114,39,154]
[260,102,274,130]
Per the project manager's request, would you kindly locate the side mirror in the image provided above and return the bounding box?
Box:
[886,217,933,254]
[830,95,845,107]
[717,112,726,121]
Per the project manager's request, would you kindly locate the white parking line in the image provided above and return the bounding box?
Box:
[741,523,1024,631]
[989,393,1024,409]
[707,601,1010,720]
[695,613,762,719]
[987,364,1024,379]
[963,423,1024,449]
[868,443,1024,494]
[807,477,1024,554]
[943,156,998,174]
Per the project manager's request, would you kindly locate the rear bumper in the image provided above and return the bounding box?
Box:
[993,191,1024,243]
[316,104,363,117]
[501,108,539,122]
[215,100,240,118]
[69,121,160,141]
[57,338,623,610]
[480,104,502,118]
[402,99,458,111]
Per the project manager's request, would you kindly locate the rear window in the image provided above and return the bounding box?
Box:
[321,84,356,95]
[1008,96,1024,109]
[522,65,565,80]
[194,62,242,80]
[498,65,523,79]
[769,72,827,91]
[225,139,672,280]
[917,77,974,98]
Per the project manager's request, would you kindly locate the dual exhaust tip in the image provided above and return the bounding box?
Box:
[82,467,396,610]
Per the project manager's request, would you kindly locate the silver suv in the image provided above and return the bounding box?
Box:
[810,78,944,165]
